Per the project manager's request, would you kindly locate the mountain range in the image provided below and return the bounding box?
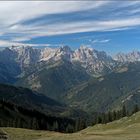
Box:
[0,45,115,78]
[0,45,140,115]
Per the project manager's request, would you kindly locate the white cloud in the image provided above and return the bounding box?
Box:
[0,40,61,48]
[0,1,140,45]
[0,1,107,26]
[0,1,109,43]
[13,17,140,37]
[90,39,110,44]
[1,17,140,43]
[11,36,32,42]
[100,39,110,43]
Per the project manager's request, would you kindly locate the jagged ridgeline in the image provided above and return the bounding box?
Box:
[0,45,115,85]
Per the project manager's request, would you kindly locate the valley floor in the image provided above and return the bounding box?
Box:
[1,112,140,140]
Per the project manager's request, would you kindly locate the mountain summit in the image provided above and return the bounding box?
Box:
[5,45,116,76]
[115,51,140,63]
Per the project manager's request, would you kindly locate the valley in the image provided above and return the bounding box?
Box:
[0,45,139,114]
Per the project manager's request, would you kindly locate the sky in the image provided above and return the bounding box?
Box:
[0,1,140,55]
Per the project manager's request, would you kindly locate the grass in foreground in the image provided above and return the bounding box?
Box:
[1,112,140,140]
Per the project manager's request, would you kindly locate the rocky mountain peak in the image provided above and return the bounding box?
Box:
[60,45,72,52]
[72,45,115,75]
[114,50,140,63]
[0,45,116,76]
[73,46,94,61]
[52,46,73,61]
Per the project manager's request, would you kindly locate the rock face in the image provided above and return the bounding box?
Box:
[72,46,115,75]
[114,51,140,63]
[10,46,41,67]
[0,45,115,76]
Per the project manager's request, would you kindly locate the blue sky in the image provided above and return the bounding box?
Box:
[0,1,140,55]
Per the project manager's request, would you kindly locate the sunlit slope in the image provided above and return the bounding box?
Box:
[1,111,140,140]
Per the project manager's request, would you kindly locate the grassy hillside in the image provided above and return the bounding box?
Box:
[1,111,140,140]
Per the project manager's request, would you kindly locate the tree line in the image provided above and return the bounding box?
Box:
[0,100,139,133]
[92,104,139,125]
[0,100,86,133]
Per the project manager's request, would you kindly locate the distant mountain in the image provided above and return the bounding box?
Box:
[0,48,21,84]
[63,62,140,113]
[114,51,140,63]
[1,46,140,80]
[0,45,116,79]
[13,46,41,68]
[0,45,117,101]
[72,46,115,75]
[1,45,140,115]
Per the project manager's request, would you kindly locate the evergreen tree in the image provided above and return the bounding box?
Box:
[116,110,121,120]
[122,105,127,117]
[66,124,74,133]
[132,104,139,114]
[112,111,117,121]
[101,113,106,124]
[97,116,102,124]
[52,121,59,131]
[75,118,80,131]
[108,111,112,122]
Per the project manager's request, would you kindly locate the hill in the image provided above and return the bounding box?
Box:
[63,62,140,113]
[0,84,88,119]
[1,111,140,140]
[0,84,66,116]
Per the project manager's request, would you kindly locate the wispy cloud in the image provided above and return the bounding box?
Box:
[89,39,110,44]
[0,39,62,48]
[0,1,140,47]
[11,17,140,37]
[0,1,107,26]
